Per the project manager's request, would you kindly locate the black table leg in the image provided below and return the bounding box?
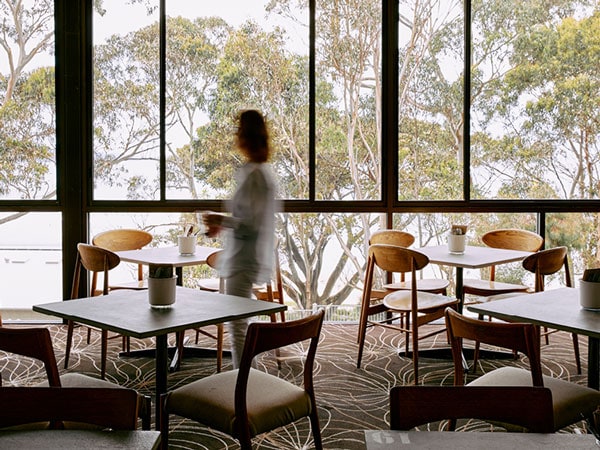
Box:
[155,334,168,430]
[589,336,599,390]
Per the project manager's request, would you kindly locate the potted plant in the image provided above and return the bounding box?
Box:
[147,264,177,308]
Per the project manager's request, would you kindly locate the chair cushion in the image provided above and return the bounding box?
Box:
[468,366,600,430]
[383,290,457,313]
[383,279,449,293]
[463,278,530,294]
[166,368,312,437]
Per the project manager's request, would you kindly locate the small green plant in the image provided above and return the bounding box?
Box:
[149,264,173,278]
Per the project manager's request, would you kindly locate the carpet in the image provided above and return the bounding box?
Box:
[1,321,588,449]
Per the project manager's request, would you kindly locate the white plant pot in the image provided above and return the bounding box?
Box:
[148,275,177,308]
[447,233,467,254]
[579,279,600,311]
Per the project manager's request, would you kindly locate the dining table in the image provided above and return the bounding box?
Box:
[33,287,286,428]
[0,429,161,449]
[468,287,600,390]
[364,430,598,449]
[418,244,532,312]
[116,245,218,285]
[391,244,532,362]
[116,245,220,370]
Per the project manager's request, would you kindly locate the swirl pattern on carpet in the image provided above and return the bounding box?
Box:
[0,321,588,449]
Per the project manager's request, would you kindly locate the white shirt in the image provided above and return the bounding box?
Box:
[218,162,277,283]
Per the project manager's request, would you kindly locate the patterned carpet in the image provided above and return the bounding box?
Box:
[0,320,588,449]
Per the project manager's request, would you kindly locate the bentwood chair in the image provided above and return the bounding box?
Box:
[160,310,325,450]
[462,229,543,304]
[445,308,600,431]
[92,228,153,294]
[65,243,124,379]
[356,232,450,370]
[357,244,458,382]
[390,385,554,432]
[370,230,449,294]
[0,326,151,429]
[187,250,225,372]
[0,387,142,430]
[252,239,286,322]
[473,246,581,374]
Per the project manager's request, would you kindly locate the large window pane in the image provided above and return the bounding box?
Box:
[546,212,599,286]
[471,2,598,200]
[0,1,56,200]
[165,1,309,200]
[398,0,464,201]
[315,0,381,201]
[0,213,61,321]
[93,1,160,200]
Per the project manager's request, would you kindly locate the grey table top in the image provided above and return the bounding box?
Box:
[116,245,218,267]
[364,430,598,449]
[0,429,161,449]
[418,245,532,269]
[468,287,600,339]
[33,287,286,339]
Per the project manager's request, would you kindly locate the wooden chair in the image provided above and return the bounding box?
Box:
[197,249,224,293]
[188,250,225,372]
[65,243,124,379]
[357,244,458,382]
[474,246,581,374]
[252,239,286,322]
[390,385,554,432]
[0,387,141,430]
[370,230,449,294]
[445,307,600,431]
[356,232,450,369]
[462,229,543,303]
[92,228,153,293]
[160,310,325,450]
[0,326,151,429]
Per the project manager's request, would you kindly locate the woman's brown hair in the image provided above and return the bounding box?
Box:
[236,109,270,163]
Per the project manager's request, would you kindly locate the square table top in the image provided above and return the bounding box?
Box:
[33,287,286,339]
[116,245,218,267]
[0,430,161,450]
[364,430,597,449]
[468,287,600,339]
[418,245,532,269]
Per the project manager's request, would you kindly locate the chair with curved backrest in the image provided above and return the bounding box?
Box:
[357,244,458,382]
[252,239,286,322]
[462,229,543,303]
[356,231,451,369]
[0,326,151,429]
[369,230,449,295]
[445,307,600,431]
[473,246,581,374]
[160,310,325,450]
[92,229,153,293]
[390,385,554,432]
[0,387,141,430]
[65,243,123,379]
[197,249,224,293]
[188,250,224,372]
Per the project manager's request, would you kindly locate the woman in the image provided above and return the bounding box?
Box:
[203,109,277,369]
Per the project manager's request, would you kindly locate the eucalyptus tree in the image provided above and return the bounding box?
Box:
[0,0,55,216]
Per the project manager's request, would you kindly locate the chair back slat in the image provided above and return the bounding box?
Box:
[444,308,543,386]
[390,385,554,433]
[0,327,61,387]
[0,387,139,430]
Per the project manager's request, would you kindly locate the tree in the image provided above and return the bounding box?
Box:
[0,0,55,212]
